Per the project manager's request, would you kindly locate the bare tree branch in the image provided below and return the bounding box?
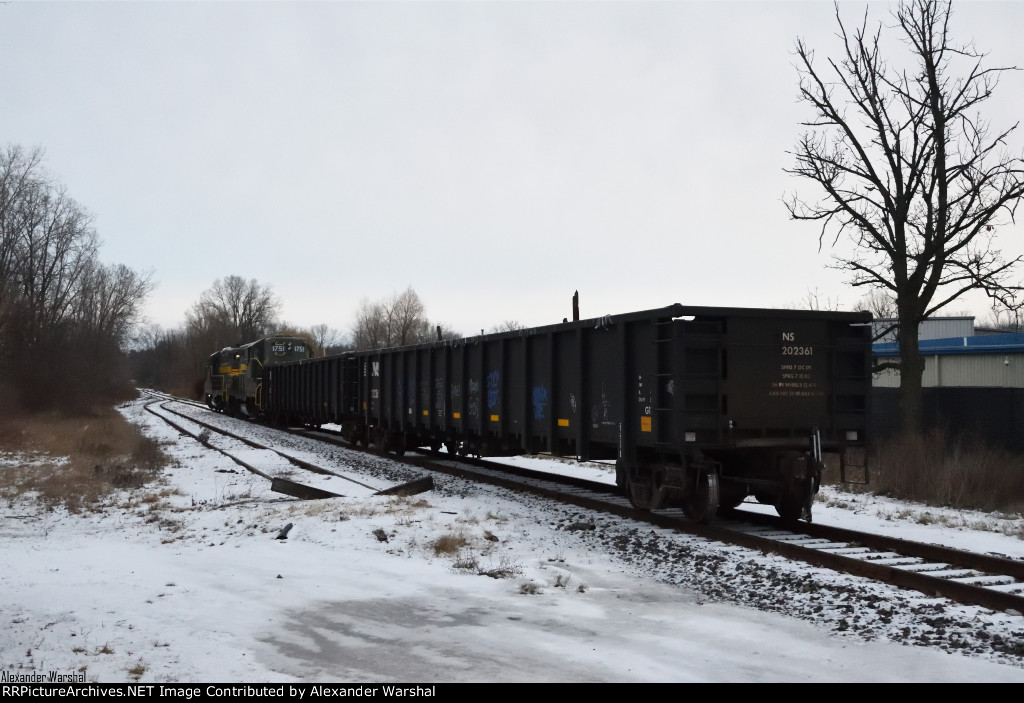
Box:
[785,0,1024,432]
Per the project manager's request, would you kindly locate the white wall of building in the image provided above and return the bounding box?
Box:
[873,352,1024,388]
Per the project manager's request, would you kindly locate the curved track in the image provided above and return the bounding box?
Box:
[142,395,402,498]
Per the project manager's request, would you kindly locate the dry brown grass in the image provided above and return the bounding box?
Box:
[0,406,168,513]
[430,531,469,555]
[859,428,1024,514]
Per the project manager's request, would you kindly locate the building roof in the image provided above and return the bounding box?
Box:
[874,332,1024,357]
[871,316,976,344]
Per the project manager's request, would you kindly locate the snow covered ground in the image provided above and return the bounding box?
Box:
[1,396,1023,683]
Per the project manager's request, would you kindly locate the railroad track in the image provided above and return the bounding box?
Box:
[414,452,1024,615]
[148,392,1024,617]
[142,395,429,499]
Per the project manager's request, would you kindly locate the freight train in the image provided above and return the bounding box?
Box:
[203,335,312,416]
[210,303,873,523]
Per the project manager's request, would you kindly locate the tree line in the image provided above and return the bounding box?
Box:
[0,145,464,409]
[127,282,464,399]
[0,145,153,412]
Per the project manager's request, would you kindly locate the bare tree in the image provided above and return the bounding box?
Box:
[187,275,280,343]
[73,262,155,346]
[11,181,97,340]
[785,0,1024,433]
[489,320,525,333]
[306,323,344,356]
[856,288,900,344]
[351,297,389,351]
[856,289,899,320]
[791,288,842,311]
[389,287,431,346]
[126,326,199,398]
[979,304,1024,332]
[0,145,45,341]
[180,276,280,396]
[0,144,155,409]
[350,287,455,351]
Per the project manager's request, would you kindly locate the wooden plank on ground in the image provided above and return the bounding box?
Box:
[271,477,344,500]
[375,475,434,496]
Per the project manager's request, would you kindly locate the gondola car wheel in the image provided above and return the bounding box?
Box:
[682,470,720,523]
[627,474,665,511]
[776,477,810,524]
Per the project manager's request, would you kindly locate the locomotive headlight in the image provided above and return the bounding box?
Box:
[846,430,859,441]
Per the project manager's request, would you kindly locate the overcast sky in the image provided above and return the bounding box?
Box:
[3,0,1024,339]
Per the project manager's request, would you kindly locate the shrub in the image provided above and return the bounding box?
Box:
[430,532,468,556]
[862,427,1024,513]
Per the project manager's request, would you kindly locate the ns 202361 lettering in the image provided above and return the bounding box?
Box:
[782,345,813,356]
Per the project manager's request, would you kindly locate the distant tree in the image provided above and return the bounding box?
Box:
[790,288,842,311]
[178,276,279,397]
[126,327,198,397]
[127,321,165,353]
[307,323,345,356]
[73,262,155,346]
[855,288,900,347]
[856,289,898,320]
[351,297,388,351]
[186,275,280,344]
[0,145,45,343]
[785,0,1024,434]
[980,305,1024,332]
[389,287,430,346]
[489,320,525,333]
[350,287,457,350]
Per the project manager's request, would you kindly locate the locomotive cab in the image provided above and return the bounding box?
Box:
[206,336,313,418]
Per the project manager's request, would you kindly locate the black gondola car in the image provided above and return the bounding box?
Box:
[263,304,872,523]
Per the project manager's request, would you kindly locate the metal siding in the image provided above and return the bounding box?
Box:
[506,337,526,443]
[485,338,503,436]
[551,327,580,454]
[938,354,1024,388]
[417,349,431,433]
[873,353,1024,388]
[467,342,483,437]
[529,334,551,450]
[450,345,465,436]
[628,317,657,450]
[584,325,622,450]
[872,317,975,343]
[431,346,446,429]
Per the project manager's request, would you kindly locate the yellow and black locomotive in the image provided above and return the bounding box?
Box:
[204,336,312,417]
